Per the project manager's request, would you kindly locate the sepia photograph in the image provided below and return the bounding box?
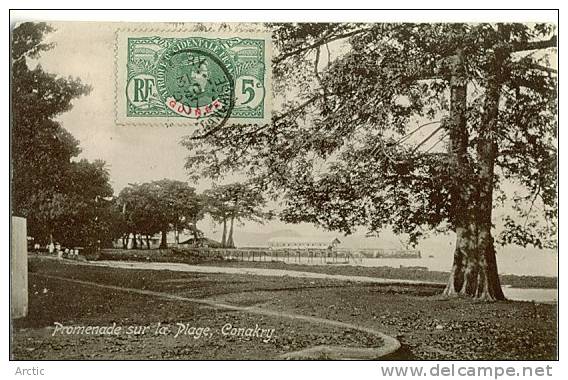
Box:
[9,12,558,364]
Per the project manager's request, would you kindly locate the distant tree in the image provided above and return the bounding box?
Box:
[148,179,204,248]
[22,159,115,247]
[203,183,271,248]
[117,180,204,249]
[183,23,557,300]
[117,183,161,249]
[11,22,112,247]
[202,190,231,247]
[178,193,207,245]
[61,159,115,247]
[95,196,126,248]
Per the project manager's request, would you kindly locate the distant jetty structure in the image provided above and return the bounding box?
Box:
[267,236,420,259]
[268,237,341,250]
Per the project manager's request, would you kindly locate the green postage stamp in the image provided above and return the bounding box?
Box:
[116,29,272,127]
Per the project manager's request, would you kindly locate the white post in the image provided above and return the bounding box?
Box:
[11,216,28,319]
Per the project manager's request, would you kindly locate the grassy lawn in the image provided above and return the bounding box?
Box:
[11,257,557,360]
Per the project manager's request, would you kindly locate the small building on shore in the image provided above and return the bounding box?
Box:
[178,237,223,248]
[267,237,341,250]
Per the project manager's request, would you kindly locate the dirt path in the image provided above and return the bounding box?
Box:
[91,260,556,303]
[93,260,443,286]
[33,272,401,360]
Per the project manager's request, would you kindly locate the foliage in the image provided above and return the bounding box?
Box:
[11,22,118,247]
[203,182,270,224]
[182,23,557,250]
[117,179,204,246]
[202,182,272,247]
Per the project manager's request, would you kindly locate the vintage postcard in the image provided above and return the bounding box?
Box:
[10,17,558,364]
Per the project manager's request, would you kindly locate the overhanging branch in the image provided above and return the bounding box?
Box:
[530,64,557,75]
[410,124,446,155]
[274,27,373,65]
[273,94,322,123]
[511,35,557,52]
[190,94,322,141]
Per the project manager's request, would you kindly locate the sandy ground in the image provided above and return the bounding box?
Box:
[92,260,556,302]
[94,260,443,285]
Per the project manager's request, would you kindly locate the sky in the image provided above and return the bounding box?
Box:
[28,21,557,275]
[36,21,348,242]
[42,22,192,192]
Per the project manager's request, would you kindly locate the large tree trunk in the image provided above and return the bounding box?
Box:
[131,233,138,249]
[191,217,200,244]
[472,40,507,300]
[442,47,505,301]
[443,48,473,297]
[160,229,167,249]
[226,216,235,248]
[221,217,227,247]
[445,221,504,300]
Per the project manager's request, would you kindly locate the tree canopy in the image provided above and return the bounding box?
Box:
[11,22,116,248]
[117,179,204,248]
[182,22,557,299]
[183,22,557,248]
[202,182,271,248]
